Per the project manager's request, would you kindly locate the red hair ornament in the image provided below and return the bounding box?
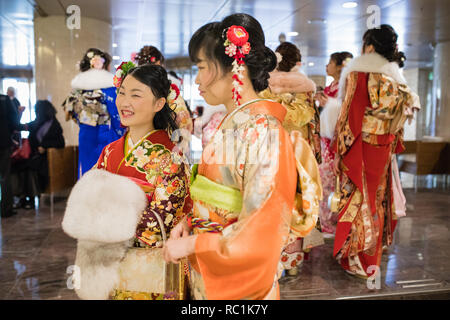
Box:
[223,25,251,106]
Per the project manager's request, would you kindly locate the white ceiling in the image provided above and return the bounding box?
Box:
[1,0,449,75]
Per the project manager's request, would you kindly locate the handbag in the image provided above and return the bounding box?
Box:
[11,138,31,161]
[116,210,186,300]
[327,175,341,213]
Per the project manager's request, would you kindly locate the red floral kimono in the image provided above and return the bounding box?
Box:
[95,129,192,299]
[332,53,419,278]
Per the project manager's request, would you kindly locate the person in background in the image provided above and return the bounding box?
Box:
[7,87,25,149]
[315,51,353,237]
[62,48,125,178]
[11,100,65,209]
[259,41,322,275]
[332,25,420,278]
[0,94,25,218]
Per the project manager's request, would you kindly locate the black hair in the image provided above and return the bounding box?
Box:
[276,42,301,72]
[79,48,111,72]
[135,45,165,66]
[363,24,404,64]
[35,100,57,124]
[189,13,277,92]
[396,51,406,68]
[330,51,353,66]
[121,64,178,135]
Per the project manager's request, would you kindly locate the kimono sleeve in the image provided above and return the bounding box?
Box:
[193,114,298,300]
[144,151,191,239]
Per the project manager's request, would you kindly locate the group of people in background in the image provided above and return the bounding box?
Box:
[1,11,420,300]
[0,87,65,217]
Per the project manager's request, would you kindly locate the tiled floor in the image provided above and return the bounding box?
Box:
[0,186,449,300]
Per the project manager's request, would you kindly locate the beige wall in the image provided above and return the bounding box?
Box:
[432,41,450,140]
[34,16,112,146]
[403,68,419,141]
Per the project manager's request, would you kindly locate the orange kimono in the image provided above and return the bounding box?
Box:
[188,99,322,300]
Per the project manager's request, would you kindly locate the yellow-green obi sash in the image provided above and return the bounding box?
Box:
[189,164,243,216]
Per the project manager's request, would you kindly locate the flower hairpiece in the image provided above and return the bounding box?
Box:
[223,25,251,106]
[168,83,180,103]
[90,55,105,70]
[113,61,136,91]
[343,57,352,67]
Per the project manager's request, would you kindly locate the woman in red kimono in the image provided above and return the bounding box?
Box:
[162,13,322,300]
[316,51,353,236]
[332,25,420,278]
[62,64,192,300]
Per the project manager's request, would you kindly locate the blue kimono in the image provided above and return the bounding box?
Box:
[63,69,126,177]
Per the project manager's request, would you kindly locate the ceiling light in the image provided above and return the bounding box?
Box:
[112,56,120,60]
[287,32,299,37]
[342,2,358,8]
[112,43,118,48]
[308,62,314,67]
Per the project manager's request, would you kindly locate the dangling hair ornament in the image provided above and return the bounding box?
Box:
[113,61,136,92]
[168,83,180,104]
[223,25,251,106]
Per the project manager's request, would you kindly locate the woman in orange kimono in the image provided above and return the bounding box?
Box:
[332,25,420,278]
[162,13,322,300]
[62,64,191,300]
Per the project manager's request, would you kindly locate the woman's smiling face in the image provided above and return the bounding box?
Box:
[116,74,165,128]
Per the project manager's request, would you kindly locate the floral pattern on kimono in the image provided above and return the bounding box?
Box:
[318,81,340,234]
[189,100,321,300]
[63,89,111,126]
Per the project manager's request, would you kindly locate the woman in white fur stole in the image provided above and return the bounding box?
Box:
[332,25,420,279]
[315,51,353,237]
[62,48,126,178]
[260,42,322,276]
[62,64,192,300]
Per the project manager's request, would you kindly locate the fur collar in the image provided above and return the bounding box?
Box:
[337,52,405,99]
[71,69,114,90]
[268,69,316,94]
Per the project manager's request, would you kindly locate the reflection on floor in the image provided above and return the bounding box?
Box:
[0,188,449,300]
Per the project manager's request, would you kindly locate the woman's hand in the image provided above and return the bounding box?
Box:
[163,235,197,264]
[170,217,191,240]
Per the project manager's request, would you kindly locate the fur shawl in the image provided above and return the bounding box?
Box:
[62,169,148,299]
[268,67,316,94]
[337,52,406,99]
[321,52,407,139]
[71,69,114,90]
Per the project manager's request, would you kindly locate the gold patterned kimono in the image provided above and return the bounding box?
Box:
[188,99,322,299]
[333,53,420,278]
[259,69,323,273]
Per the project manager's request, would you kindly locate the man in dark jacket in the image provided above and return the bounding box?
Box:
[0,94,23,218]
